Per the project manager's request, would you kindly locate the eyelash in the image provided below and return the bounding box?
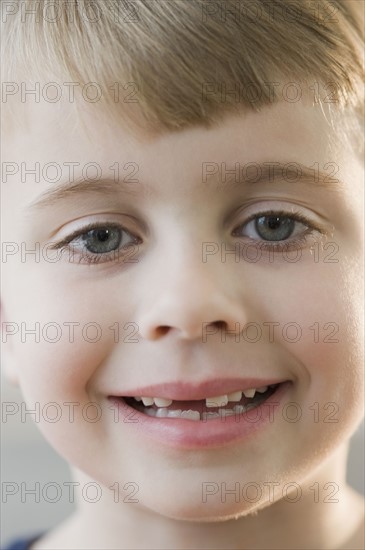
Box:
[232,208,322,253]
[49,222,141,265]
[50,209,322,265]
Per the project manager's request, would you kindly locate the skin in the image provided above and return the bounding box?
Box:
[1,86,364,549]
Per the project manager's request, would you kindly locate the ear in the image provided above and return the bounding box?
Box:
[0,302,20,386]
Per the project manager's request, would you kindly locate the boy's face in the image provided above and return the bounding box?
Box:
[2,93,364,520]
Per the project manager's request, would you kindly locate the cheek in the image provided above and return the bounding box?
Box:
[2,263,121,403]
[3,270,121,463]
[263,260,364,425]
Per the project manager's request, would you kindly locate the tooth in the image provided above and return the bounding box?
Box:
[155,408,169,418]
[145,408,156,416]
[256,386,268,393]
[141,397,154,406]
[153,397,173,407]
[180,410,200,421]
[166,410,182,418]
[243,388,256,398]
[134,397,142,401]
[202,411,221,421]
[227,391,242,402]
[206,395,228,407]
[233,404,245,414]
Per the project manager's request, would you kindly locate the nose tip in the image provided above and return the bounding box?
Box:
[136,285,247,341]
[134,253,249,342]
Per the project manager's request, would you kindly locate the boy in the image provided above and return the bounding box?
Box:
[1,0,364,548]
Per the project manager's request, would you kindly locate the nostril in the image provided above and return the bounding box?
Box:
[214,320,227,331]
[156,326,170,337]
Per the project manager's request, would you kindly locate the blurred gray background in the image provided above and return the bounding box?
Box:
[1,374,364,548]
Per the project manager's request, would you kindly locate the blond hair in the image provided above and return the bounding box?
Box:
[1,0,364,135]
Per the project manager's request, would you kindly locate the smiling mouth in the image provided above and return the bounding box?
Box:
[117,383,282,421]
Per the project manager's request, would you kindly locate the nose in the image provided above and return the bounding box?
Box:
[136,261,249,341]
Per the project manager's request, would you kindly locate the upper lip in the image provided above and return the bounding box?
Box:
[109,377,290,400]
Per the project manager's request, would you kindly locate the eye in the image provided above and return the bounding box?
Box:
[246,214,302,241]
[51,222,141,264]
[232,209,320,251]
[79,227,123,254]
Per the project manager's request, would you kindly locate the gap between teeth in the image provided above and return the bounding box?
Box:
[136,386,270,408]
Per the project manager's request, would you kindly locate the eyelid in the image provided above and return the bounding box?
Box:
[231,206,329,236]
[58,222,126,245]
[48,221,140,251]
[48,211,147,241]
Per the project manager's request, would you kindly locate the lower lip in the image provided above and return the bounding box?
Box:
[108,382,292,449]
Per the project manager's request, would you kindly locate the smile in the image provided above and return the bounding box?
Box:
[108,380,292,448]
[122,384,279,421]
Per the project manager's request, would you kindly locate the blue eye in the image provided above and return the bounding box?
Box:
[232,209,320,252]
[80,227,122,254]
[254,215,296,241]
[51,223,141,264]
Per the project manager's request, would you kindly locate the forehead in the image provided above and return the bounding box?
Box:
[4,94,343,175]
[3,85,362,225]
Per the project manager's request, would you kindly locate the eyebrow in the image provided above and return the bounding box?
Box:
[26,161,342,212]
[27,177,149,212]
[202,161,342,190]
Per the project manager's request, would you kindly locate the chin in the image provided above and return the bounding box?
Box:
[147,496,272,523]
